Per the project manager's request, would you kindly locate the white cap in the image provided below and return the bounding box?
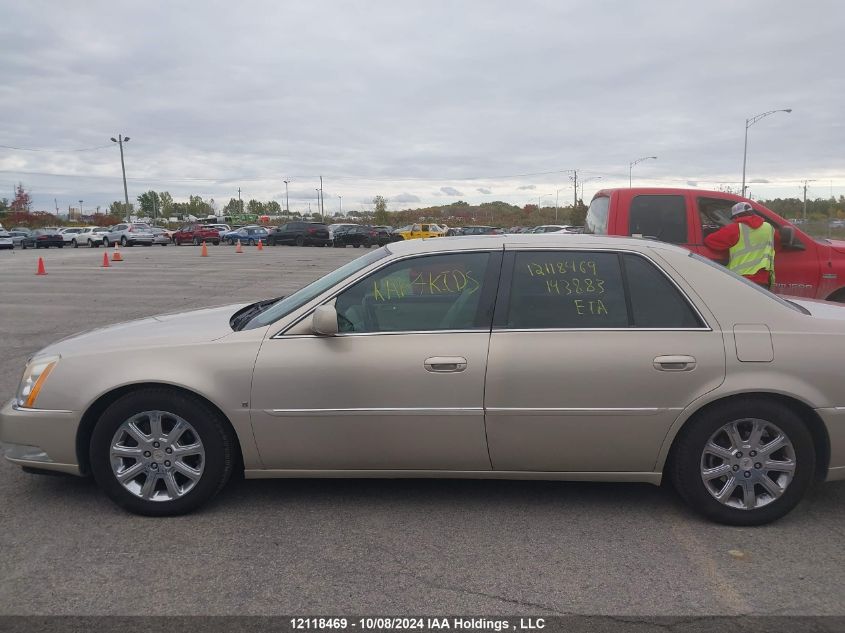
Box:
[731,202,753,217]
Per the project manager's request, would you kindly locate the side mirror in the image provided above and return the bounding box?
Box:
[311,304,339,336]
[780,225,806,251]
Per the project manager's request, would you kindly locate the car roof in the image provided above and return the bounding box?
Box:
[385,233,690,256]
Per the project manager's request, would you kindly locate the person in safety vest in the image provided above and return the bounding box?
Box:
[704,202,777,288]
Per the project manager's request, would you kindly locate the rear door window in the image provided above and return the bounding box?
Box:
[506,252,629,328]
[628,195,688,244]
[622,254,704,328]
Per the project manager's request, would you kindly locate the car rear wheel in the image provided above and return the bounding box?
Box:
[120,236,128,247]
[295,235,305,247]
[72,239,78,248]
[228,238,235,245]
[89,388,236,516]
[670,399,814,525]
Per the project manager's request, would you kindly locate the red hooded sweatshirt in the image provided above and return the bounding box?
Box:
[704,215,776,285]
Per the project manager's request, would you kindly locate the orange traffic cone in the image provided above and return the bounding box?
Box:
[201,241,208,257]
[35,257,47,275]
[257,239,263,251]
[235,240,243,253]
[101,252,111,268]
[112,244,123,262]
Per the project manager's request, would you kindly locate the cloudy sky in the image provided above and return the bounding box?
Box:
[1,0,843,215]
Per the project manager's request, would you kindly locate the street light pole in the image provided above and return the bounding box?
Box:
[742,109,792,197]
[315,189,320,220]
[283,179,290,214]
[110,134,131,221]
[338,195,342,216]
[79,200,83,219]
[802,179,817,221]
[629,156,657,188]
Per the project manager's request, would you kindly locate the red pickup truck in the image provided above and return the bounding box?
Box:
[171,223,222,246]
[586,187,845,302]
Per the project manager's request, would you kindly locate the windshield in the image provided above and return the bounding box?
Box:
[688,252,807,314]
[243,246,391,329]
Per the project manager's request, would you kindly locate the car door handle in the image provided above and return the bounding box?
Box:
[653,355,697,372]
[424,357,467,373]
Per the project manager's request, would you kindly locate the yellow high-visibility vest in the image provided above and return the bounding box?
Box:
[728,222,775,282]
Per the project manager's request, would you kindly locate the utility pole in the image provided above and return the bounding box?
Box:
[572,170,578,208]
[110,134,131,221]
[802,179,817,221]
[283,179,290,214]
[54,198,59,214]
[319,175,325,222]
[338,195,342,216]
[315,189,320,220]
[237,187,241,214]
[79,200,83,219]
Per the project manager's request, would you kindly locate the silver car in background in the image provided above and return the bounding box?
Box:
[2,235,844,524]
[102,222,155,247]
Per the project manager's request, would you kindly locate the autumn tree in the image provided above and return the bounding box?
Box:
[10,183,32,213]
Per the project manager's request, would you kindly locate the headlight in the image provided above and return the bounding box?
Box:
[15,356,59,408]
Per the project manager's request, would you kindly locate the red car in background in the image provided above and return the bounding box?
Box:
[171,223,222,245]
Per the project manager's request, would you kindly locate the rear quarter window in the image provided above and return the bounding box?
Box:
[585,197,610,235]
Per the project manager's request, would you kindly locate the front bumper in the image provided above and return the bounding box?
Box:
[0,399,82,475]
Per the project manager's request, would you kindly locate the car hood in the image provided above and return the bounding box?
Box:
[38,303,248,357]
[789,298,845,321]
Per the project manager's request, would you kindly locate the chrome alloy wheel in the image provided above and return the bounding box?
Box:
[110,411,205,502]
[700,418,796,510]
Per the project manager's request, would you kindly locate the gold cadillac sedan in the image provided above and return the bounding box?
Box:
[2,235,844,524]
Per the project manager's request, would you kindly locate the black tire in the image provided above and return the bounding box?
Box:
[120,236,128,247]
[670,398,815,526]
[213,240,220,246]
[228,238,235,245]
[89,387,237,516]
[193,237,200,246]
[103,238,110,248]
[247,239,255,246]
[22,243,27,249]
[295,235,305,247]
[353,243,361,248]
[92,241,100,248]
[72,239,78,248]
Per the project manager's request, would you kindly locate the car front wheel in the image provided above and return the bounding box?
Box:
[89,388,236,516]
[670,398,814,526]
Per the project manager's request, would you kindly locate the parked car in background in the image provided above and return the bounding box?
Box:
[266,222,330,246]
[102,223,155,247]
[172,223,222,245]
[68,226,107,248]
[396,223,445,240]
[203,223,231,237]
[21,228,64,249]
[0,230,13,250]
[370,226,403,245]
[223,226,270,245]
[458,226,505,236]
[332,225,380,248]
[529,225,579,234]
[7,230,31,248]
[59,227,84,244]
[151,227,171,246]
[327,223,358,240]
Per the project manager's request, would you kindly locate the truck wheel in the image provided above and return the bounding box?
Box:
[670,398,814,526]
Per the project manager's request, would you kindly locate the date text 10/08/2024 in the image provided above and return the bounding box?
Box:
[290,617,547,631]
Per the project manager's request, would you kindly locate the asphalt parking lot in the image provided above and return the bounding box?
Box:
[1,244,844,616]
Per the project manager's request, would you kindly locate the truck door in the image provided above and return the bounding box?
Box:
[693,196,821,298]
